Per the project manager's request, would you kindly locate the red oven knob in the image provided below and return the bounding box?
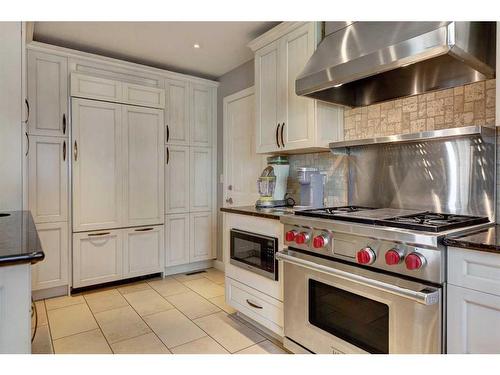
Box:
[385,249,403,265]
[313,234,328,249]
[356,247,376,265]
[295,232,310,245]
[285,230,297,242]
[405,252,426,270]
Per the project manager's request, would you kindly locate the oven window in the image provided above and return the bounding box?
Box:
[231,232,276,274]
[308,279,389,354]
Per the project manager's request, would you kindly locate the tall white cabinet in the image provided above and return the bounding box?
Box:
[164,81,216,271]
[249,22,344,154]
[26,42,218,294]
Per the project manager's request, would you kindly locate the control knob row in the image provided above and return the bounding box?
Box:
[285,230,329,249]
[356,247,426,270]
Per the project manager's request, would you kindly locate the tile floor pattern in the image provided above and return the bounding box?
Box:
[32,268,287,355]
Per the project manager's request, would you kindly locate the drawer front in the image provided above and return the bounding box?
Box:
[71,73,123,102]
[226,277,283,336]
[448,247,500,296]
[123,225,164,278]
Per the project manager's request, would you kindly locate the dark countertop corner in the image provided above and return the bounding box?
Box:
[0,211,45,267]
[220,205,295,220]
[444,225,500,254]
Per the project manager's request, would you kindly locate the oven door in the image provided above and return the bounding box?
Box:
[230,229,278,280]
[277,249,442,354]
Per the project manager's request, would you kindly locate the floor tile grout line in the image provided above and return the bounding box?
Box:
[41,299,55,354]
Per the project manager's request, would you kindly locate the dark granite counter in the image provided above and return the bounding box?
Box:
[220,206,295,220]
[444,225,500,254]
[0,211,45,266]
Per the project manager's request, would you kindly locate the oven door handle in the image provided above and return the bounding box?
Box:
[276,251,440,305]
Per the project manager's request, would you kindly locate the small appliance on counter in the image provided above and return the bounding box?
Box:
[256,156,289,208]
[297,167,325,208]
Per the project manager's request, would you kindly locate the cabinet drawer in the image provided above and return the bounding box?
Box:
[448,247,500,296]
[71,73,123,102]
[123,225,164,278]
[123,82,165,109]
[226,277,283,336]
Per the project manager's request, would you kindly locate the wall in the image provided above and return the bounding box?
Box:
[0,22,23,211]
[216,59,255,259]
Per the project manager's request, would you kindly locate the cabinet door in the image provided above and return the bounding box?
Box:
[190,147,212,212]
[189,212,213,262]
[122,82,165,109]
[165,145,190,214]
[165,214,190,267]
[123,226,164,278]
[190,84,213,147]
[447,284,500,354]
[72,230,123,288]
[279,23,316,150]
[28,136,68,223]
[32,222,69,291]
[165,79,190,145]
[27,50,68,137]
[123,105,164,227]
[70,73,123,103]
[255,41,280,153]
[72,98,123,232]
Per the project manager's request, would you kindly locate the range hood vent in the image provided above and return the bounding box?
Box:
[296,22,496,107]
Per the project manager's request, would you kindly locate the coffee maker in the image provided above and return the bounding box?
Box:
[256,156,289,208]
[297,167,325,208]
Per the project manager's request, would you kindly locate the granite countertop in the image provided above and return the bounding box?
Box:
[220,205,295,220]
[0,211,45,266]
[444,225,500,254]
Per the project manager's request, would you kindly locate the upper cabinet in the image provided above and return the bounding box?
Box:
[165,79,190,145]
[250,22,344,154]
[190,84,214,147]
[27,50,68,137]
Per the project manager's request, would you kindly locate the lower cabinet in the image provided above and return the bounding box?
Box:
[165,212,213,267]
[73,225,164,288]
[123,226,164,278]
[32,222,69,291]
[447,284,500,354]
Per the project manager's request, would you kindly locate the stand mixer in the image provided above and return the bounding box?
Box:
[256,156,290,208]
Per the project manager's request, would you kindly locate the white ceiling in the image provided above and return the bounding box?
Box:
[33,22,280,80]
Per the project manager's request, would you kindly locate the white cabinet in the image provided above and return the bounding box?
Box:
[447,246,500,353]
[73,230,123,288]
[27,50,68,137]
[123,226,164,277]
[31,222,68,291]
[122,82,165,109]
[165,79,190,145]
[189,212,213,262]
[190,84,213,147]
[250,22,344,154]
[123,105,164,226]
[28,136,68,223]
[447,284,500,354]
[165,145,190,214]
[72,98,123,232]
[190,147,212,212]
[165,214,190,266]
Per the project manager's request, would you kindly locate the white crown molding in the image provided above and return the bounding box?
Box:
[247,22,311,51]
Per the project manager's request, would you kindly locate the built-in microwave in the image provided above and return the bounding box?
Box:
[229,229,278,281]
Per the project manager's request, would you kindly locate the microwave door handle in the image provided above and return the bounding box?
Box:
[276,251,440,306]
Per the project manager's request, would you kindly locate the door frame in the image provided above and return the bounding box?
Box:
[222,86,255,208]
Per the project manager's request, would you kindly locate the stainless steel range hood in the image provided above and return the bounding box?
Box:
[296,22,496,107]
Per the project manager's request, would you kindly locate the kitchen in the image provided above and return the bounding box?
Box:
[1,2,500,369]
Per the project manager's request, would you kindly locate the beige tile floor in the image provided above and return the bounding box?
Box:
[32,268,287,355]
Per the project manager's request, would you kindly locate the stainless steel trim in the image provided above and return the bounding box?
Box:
[276,250,439,305]
[229,258,276,280]
[329,125,495,149]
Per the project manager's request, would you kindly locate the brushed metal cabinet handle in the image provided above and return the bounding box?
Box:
[73,140,78,161]
[24,98,30,124]
[62,114,66,135]
[166,147,169,164]
[276,123,281,148]
[281,122,285,148]
[134,227,154,232]
[25,132,29,157]
[62,140,66,161]
[166,125,169,143]
[246,299,263,309]
[88,232,110,237]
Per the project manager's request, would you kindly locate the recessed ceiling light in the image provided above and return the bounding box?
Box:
[193,43,201,49]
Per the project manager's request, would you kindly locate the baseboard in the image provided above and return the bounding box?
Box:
[32,285,69,301]
[163,260,215,276]
[213,259,225,271]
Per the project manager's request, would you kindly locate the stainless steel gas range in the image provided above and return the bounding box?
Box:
[277,206,492,354]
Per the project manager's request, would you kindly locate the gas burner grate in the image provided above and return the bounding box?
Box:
[380,212,490,232]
